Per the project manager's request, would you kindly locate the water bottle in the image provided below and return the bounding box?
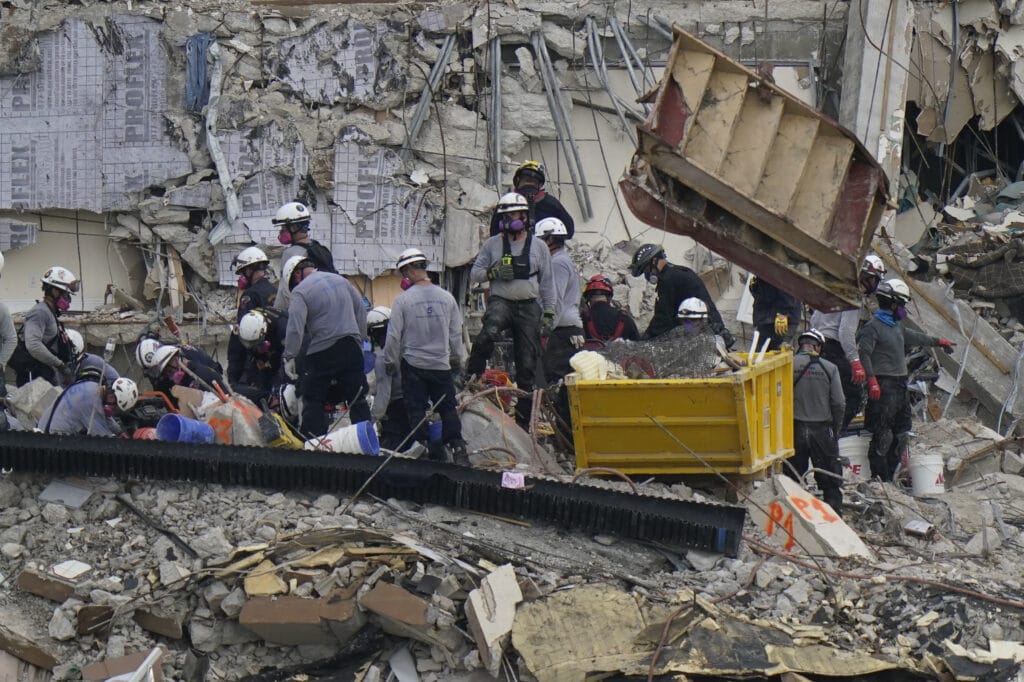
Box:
[103,337,117,363]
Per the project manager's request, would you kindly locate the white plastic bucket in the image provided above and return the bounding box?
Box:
[304,421,380,455]
[838,435,871,483]
[909,453,945,496]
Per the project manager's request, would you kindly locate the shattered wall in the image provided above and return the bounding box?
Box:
[0,0,843,318]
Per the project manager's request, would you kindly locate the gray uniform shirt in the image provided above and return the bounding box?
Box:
[383,283,464,372]
[38,381,117,436]
[470,234,555,312]
[857,316,939,377]
[274,243,309,312]
[284,271,367,357]
[371,356,403,422]
[550,248,583,329]
[810,309,859,362]
[0,302,16,366]
[793,352,845,431]
[23,301,62,367]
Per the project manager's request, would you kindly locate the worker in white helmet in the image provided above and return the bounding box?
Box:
[367,305,410,450]
[228,246,277,389]
[38,363,138,437]
[282,255,371,437]
[233,309,287,404]
[272,201,337,312]
[9,266,80,387]
[383,248,467,462]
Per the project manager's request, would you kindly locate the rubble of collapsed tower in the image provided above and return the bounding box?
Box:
[6,0,1024,680]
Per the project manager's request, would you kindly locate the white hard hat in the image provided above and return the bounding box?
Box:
[877,278,911,303]
[234,246,270,274]
[111,377,139,411]
[238,310,269,348]
[798,329,827,347]
[861,254,887,277]
[151,345,180,374]
[279,383,300,421]
[677,297,709,319]
[41,266,79,293]
[66,329,85,358]
[282,255,312,290]
[396,248,428,271]
[272,201,312,227]
[535,217,568,238]
[367,305,391,329]
[495,192,530,214]
[135,338,162,369]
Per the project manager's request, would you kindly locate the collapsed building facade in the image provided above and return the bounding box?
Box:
[4,0,1024,680]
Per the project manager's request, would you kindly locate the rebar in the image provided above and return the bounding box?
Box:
[401,34,457,162]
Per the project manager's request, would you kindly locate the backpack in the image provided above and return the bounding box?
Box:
[301,240,337,274]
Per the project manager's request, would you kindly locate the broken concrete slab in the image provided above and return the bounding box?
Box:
[0,621,58,671]
[512,584,647,682]
[465,564,523,676]
[81,649,164,682]
[360,582,428,627]
[133,604,188,640]
[16,569,75,603]
[749,475,873,559]
[238,593,365,646]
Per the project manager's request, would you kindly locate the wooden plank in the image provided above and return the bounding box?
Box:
[787,133,855,239]
[719,96,786,195]
[755,113,819,213]
[682,70,749,173]
[670,50,715,146]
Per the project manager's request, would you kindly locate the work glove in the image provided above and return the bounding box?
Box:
[540,310,555,336]
[487,261,514,282]
[850,359,866,385]
[774,313,789,337]
[570,334,586,350]
[384,361,398,377]
[284,358,298,381]
[937,339,955,354]
[450,356,462,375]
[720,328,736,351]
[867,376,881,401]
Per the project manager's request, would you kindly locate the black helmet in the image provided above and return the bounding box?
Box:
[513,160,545,187]
[631,244,665,278]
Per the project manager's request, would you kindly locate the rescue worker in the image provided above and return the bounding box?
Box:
[234,309,287,403]
[367,306,410,451]
[384,249,467,462]
[282,255,371,438]
[0,252,15,429]
[858,279,954,480]
[791,329,846,515]
[135,336,164,384]
[580,275,640,348]
[489,161,575,238]
[10,266,79,387]
[631,244,735,348]
[228,246,276,387]
[272,201,337,311]
[38,365,138,437]
[467,192,555,429]
[149,344,227,398]
[536,218,584,383]
[810,255,888,433]
[750,276,802,350]
[67,329,118,385]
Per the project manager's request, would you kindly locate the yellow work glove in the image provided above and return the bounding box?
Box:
[774,313,789,337]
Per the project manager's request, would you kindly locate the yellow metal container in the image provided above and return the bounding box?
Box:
[567,351,794,475]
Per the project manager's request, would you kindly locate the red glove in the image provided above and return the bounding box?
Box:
[850,359,866,385]
[938,339,955,354]
[867,377,881,401]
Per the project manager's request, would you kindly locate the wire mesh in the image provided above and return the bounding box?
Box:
[596,327,721,379]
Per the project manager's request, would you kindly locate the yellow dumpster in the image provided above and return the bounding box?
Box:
[566,351,794,476]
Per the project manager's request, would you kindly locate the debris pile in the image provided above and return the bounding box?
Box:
[0,423,1022,680]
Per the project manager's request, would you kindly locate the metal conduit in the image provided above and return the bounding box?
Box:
[531,32,594,220]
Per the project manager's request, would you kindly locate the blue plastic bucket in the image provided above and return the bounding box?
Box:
[427,418,442,444]
[156,413,216,444]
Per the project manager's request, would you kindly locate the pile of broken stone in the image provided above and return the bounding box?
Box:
[2,419,1023,682]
